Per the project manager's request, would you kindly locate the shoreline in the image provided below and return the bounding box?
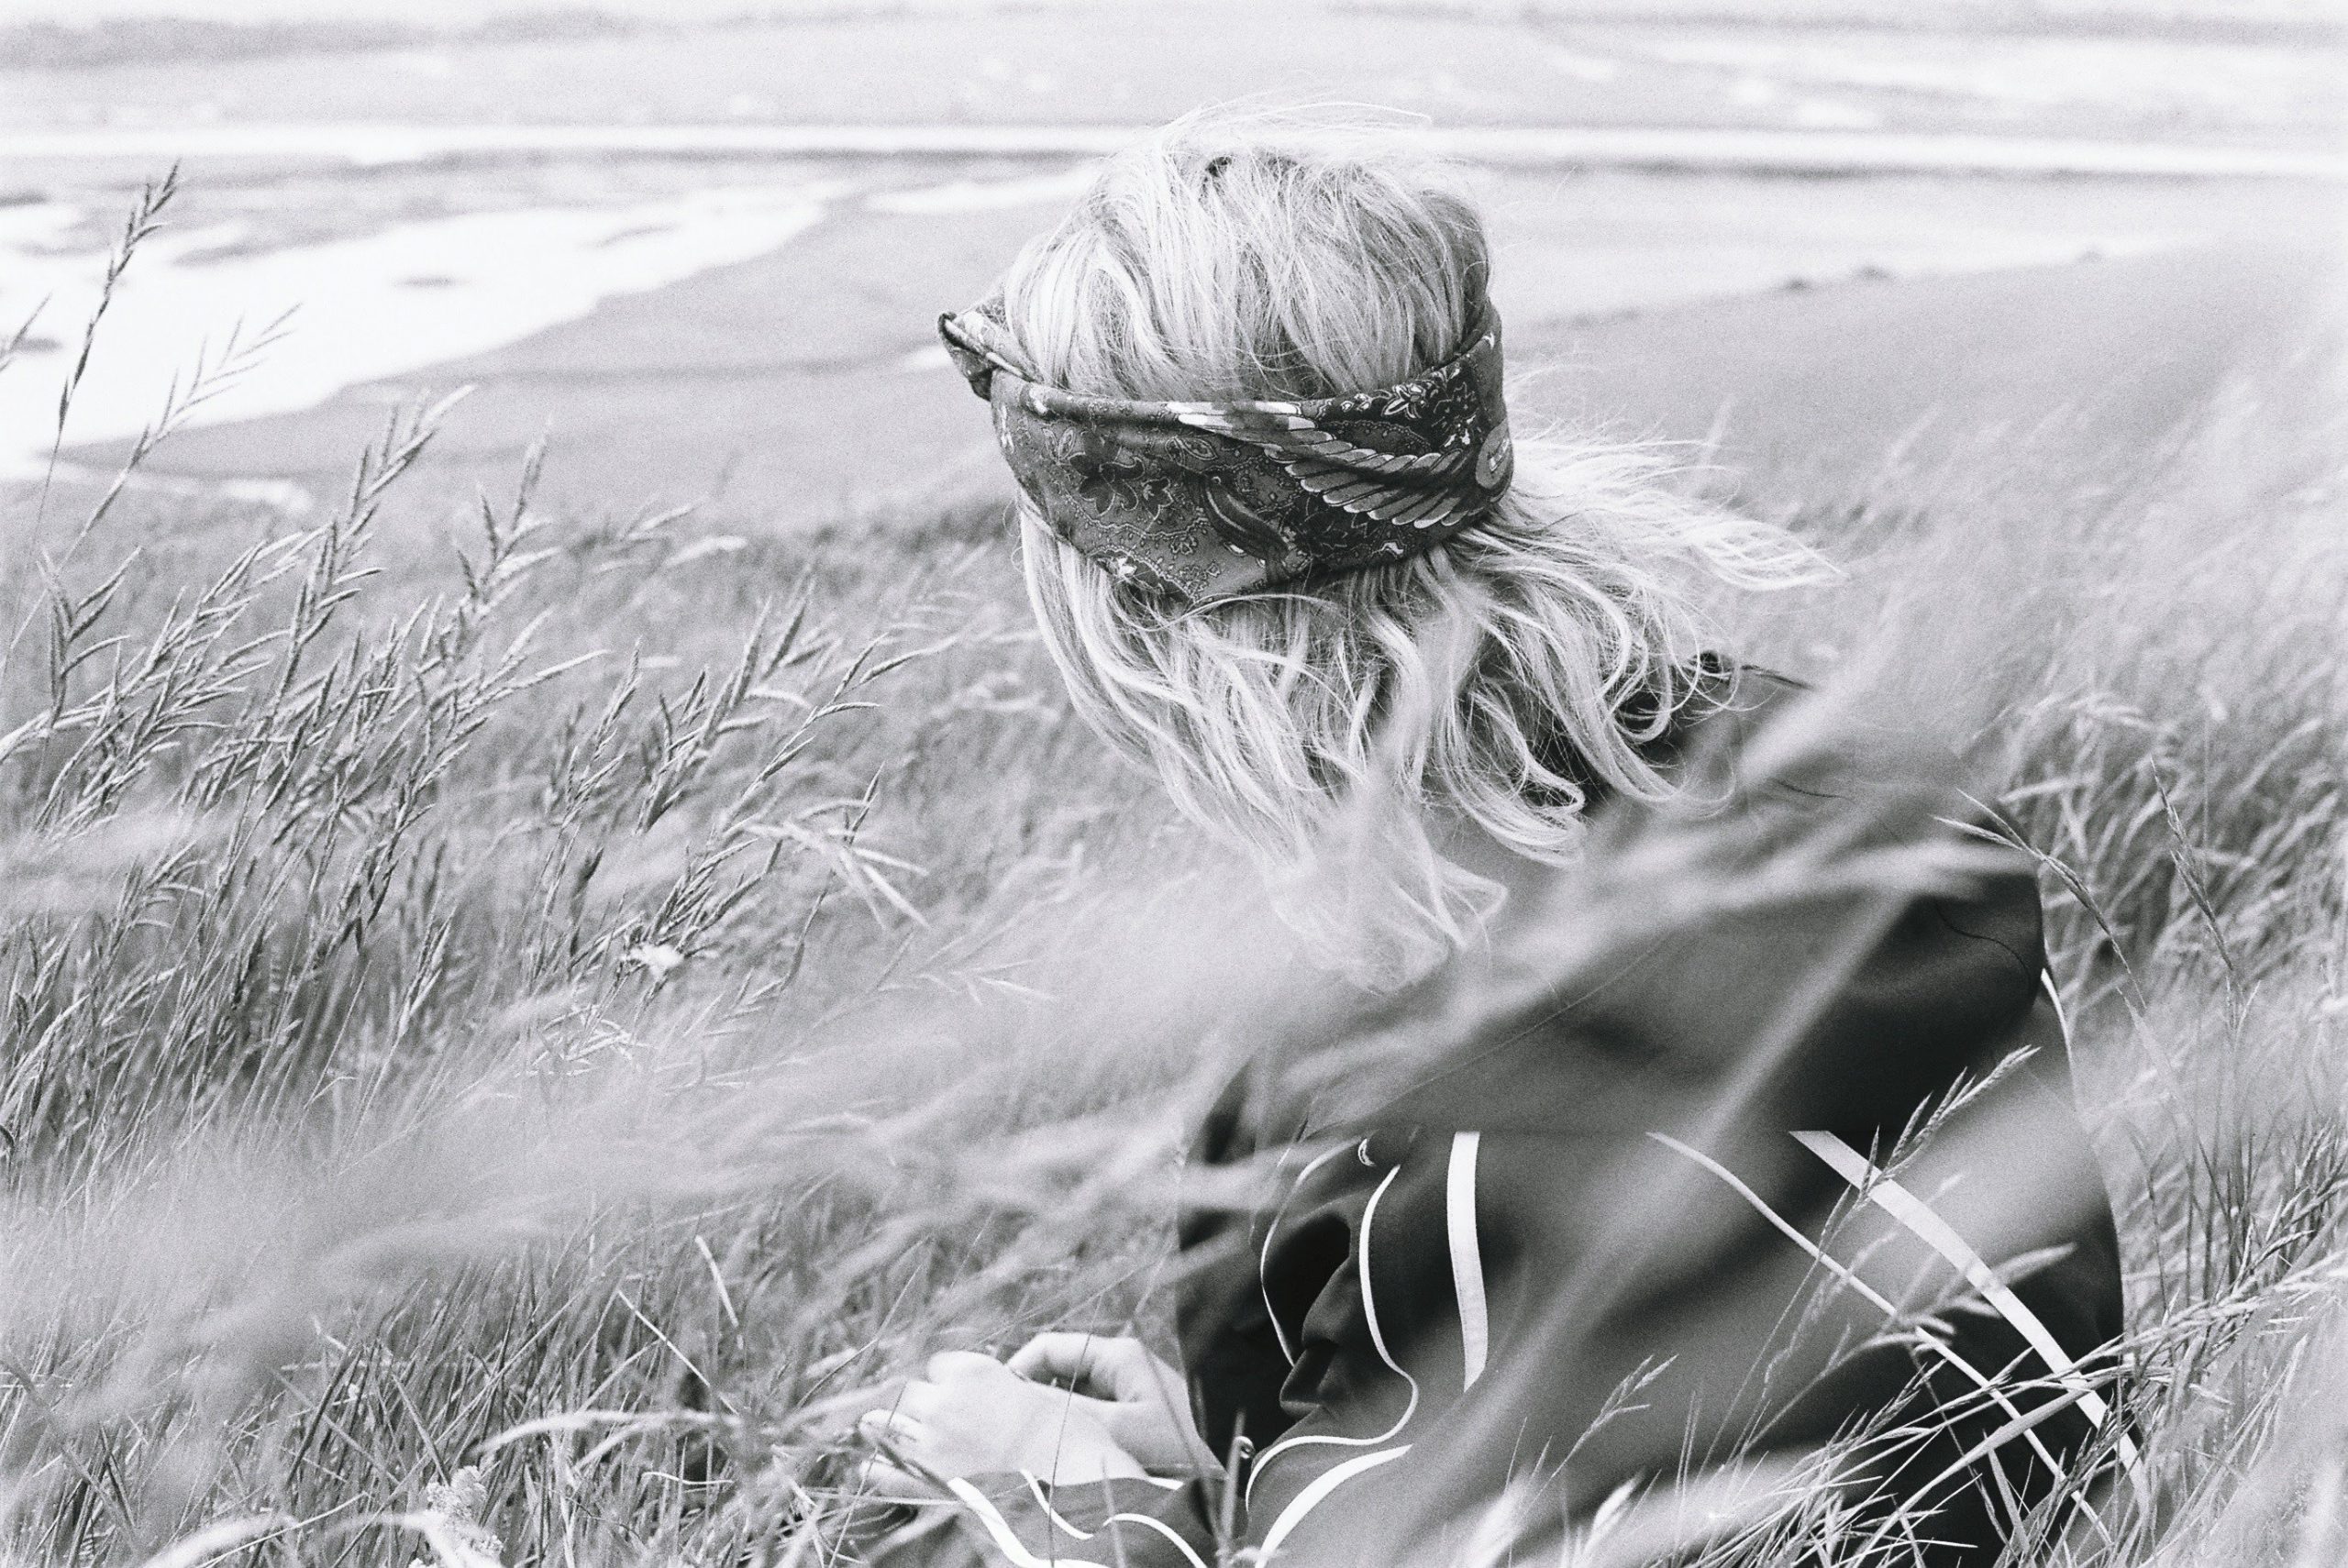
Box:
[16,158,2321,489]
[6,122,2343,181]
[22,237,2335,531]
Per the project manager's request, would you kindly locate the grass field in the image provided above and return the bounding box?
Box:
[1,169,2345,1566]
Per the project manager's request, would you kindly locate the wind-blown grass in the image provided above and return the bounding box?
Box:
[1,179,2342,1566]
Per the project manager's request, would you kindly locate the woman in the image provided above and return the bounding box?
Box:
[858,112,2125,1566]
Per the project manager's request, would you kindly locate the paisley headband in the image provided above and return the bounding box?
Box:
[937,296,1515,602]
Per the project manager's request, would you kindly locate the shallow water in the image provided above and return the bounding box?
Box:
[3,155,2331,503]
[0,180,835,478]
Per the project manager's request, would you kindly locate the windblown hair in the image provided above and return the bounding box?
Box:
[999,110,1829,984]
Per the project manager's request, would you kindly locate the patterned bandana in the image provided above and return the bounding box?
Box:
[937,296,1515,602]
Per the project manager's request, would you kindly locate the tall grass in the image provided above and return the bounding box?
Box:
[1,179,2342,1565]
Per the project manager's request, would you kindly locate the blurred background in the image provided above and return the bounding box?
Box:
[2,0,2342,527]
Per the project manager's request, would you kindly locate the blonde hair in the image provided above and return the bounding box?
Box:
[999,110,1827,984]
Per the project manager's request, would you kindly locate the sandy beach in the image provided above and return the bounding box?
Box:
[4,0,2340,527]
[39,173,2341,534]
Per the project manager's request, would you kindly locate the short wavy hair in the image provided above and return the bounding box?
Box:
[998,108,1829,984]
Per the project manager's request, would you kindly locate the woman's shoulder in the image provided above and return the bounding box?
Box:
[1666,652,1801,756]
[1658,654,1978,828]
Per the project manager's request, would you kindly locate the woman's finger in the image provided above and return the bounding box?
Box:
[1009,1332,1156,1401]
[857,1408,928,1451]
[891,1380,944,1420]
[924,1349,1003,1383]
[855,1453,941,1501]
[1005,1331,1085,1384]
[1007,1332,1125,1394]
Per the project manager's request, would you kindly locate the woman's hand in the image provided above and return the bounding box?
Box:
[1007,1333,1210,1475]
[856,1351,1146,1499]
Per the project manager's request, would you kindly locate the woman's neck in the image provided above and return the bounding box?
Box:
[1431,812,1566,926]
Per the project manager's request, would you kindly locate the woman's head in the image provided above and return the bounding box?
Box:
[997,114,1488,406]
[979,109,1825,984]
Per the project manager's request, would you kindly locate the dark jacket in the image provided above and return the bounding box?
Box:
[892,667,2125,1567]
